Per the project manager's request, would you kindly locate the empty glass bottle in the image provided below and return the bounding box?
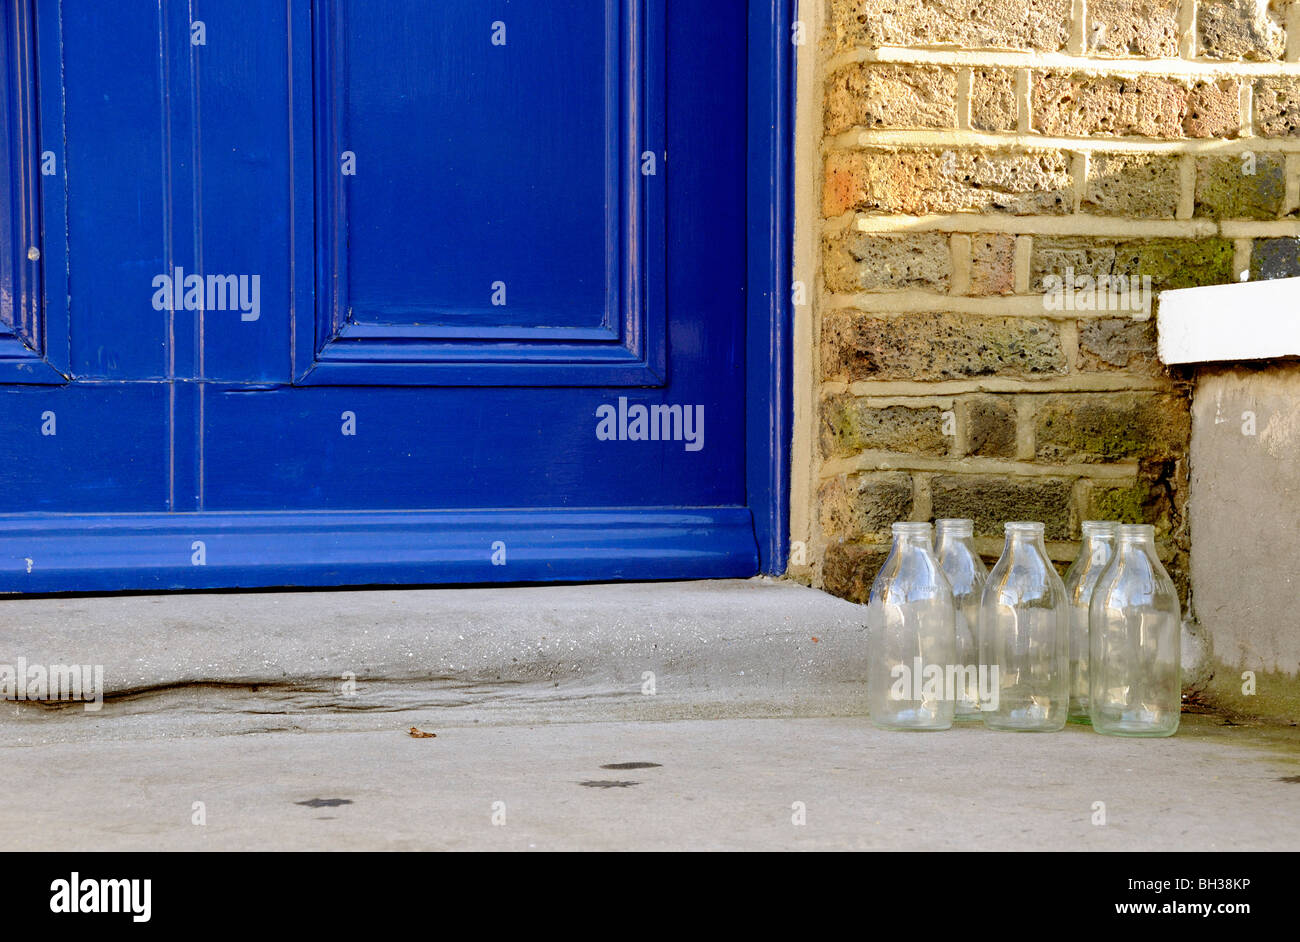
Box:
[866,522,957,731]
[935,518,987,718]
[1089,524,1182,738]
[979,521,1068,732]
[1063,521,1118,719]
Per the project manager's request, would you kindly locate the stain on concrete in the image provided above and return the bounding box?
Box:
[600,762,661,770]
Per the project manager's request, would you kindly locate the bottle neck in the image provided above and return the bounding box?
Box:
[936,529,976,553]
[1002,525,1046,553]
[1080,531,1116,553]
[893,531,933,552]
[1115,524,1157,552]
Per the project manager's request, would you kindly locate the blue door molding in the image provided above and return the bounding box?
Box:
[0,0,793,593]
[2,508,759,592]
[0,0,66,383]
[748,0,795,575]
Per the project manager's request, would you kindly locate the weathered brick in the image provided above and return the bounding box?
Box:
[930,474,1074,540]
[821,397,952,459]
[1034,393,1191,463]
[1032,73,1240,138]
[1250,237,1300,279]
[969,234,1017,296]
[824,65,957,136]
[1082,153,1181,217]
[1031,237,1235,292]
[1185,81,1244,138]
[819,472,915,542]
[822,230,951,294]
[1087,0,1180,56]
[959,395,1018,458]
[1255,77,1300,136]
[1077,317,1162,373]
[827,0,1071,54]
[1197,0,1286,61]
[823,149,1072,217]
[1033,73,1180,136]
[822,541,891,604]
[1194,153,1285,218]
[970,69,1018,132]
[821,312,1066,382]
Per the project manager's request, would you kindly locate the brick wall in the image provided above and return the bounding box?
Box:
[796,0,1300,602]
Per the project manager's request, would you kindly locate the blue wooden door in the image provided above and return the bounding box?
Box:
[0,0,765,592]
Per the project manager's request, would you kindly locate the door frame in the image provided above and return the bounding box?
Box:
[0,0,793,592]
[746,0,794,576]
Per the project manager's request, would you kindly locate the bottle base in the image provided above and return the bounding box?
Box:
[983,719,1066,733]
[870,722,954,732]
[1091,720,1179,738]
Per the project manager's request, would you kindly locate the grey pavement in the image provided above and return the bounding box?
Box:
[2,715,1298,851]
[1,579,1297,850]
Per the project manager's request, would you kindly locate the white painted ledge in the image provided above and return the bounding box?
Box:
[1157,278,1300,365]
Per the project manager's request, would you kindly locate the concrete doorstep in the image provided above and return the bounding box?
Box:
[1,578,1298,851]
[0,578,869,736]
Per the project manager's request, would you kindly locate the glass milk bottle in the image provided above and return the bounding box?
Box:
[1063,521,1118,719]
[979,522,1069,732]
[935,518,987,718]
[1089,524,1182,737]
[866,522,957,731]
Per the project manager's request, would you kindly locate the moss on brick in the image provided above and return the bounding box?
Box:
[1084,480,1174,538]
[959,395,1018,458]
[1077,317,1161,373]
[1034,393,1191,463]
[820,397,951,459]
[1121,239,1235,288]
[1031,237,1235,292]
[821,311,1066,383]
[822,541,891,604]
[822,230,951,294]
[819,472,915,542]
[1195,154,1285,219]
[930,474,1075,540]
[1083,154,1181,218]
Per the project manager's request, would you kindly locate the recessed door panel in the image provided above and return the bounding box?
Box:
[302,0,664,385]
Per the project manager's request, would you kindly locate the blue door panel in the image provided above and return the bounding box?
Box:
[0,0,760,592]
[200,385,743,511]
[0,385,169,511]
[190,0,294,383]
[62,0,170,380]
[301,0,665,385]
[340,0,613,332]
